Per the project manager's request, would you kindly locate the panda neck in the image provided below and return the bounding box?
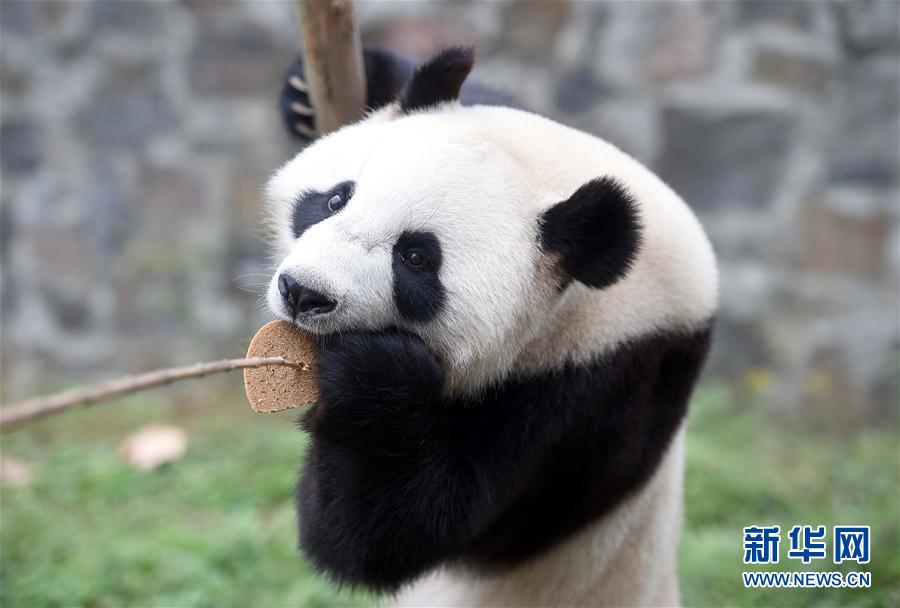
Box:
[512,283,604,376]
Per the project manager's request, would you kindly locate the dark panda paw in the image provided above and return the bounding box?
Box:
[280,54,317,141]
[280,48,419,143]
[301,330,445,444]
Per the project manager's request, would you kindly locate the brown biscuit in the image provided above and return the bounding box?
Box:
[244,320,318,413]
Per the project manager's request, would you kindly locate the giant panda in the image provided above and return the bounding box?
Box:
[265,47,717,607]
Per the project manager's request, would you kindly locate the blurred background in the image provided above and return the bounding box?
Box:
[1,1,897,607]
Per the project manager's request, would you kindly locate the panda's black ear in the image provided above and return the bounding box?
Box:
[400,47,475,113]
[538,177,642,289]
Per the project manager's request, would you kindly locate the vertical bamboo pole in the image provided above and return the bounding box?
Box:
[296,0,367,136]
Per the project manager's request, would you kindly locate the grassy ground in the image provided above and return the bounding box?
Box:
[1,383,897,607]
[680,386,899,607]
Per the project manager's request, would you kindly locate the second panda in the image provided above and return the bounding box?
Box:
[265,47,718,607]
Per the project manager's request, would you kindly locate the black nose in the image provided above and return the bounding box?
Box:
[277,274,337,316]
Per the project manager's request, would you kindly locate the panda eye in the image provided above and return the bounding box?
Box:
[403,249,428,269]
[327,194,345,213]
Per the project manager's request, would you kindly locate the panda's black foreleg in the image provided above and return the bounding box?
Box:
[280,48,416,142]
[295,330,497,592]
[280,57,317,140]
[279,47,523,142]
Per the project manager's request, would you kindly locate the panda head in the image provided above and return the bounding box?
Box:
[265,48,643,394]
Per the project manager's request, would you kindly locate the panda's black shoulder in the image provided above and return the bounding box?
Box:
[453,320,714,566]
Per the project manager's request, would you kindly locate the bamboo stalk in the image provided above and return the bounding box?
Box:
[0,357,304,430]
[296,0,367,135]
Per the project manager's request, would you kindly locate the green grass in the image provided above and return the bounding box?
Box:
[1,384,897,607]
[0,392,373,608]
[681,385,900,607]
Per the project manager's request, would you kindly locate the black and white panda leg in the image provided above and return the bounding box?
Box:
[295,330,495,591]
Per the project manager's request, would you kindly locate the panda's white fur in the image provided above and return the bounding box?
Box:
[265,50,717,607]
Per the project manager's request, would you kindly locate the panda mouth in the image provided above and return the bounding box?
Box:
[291,309,339,333]
[297,301,337,316]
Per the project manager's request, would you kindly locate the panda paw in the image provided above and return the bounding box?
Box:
[301,330,446,444]
[280,55,318,141]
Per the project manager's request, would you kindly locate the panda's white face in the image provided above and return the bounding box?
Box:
[265,110,559,393]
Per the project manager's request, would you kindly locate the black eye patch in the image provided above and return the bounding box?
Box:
[392,231,445,322]
[291,180,355,239]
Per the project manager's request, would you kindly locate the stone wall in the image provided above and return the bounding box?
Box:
[2,1,897,422]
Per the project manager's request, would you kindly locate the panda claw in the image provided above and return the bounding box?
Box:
[293,121,317,139]
[290,101,315,116]
[289,75,309,92]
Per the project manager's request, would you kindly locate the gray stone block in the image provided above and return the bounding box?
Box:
[658,107,794,211]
